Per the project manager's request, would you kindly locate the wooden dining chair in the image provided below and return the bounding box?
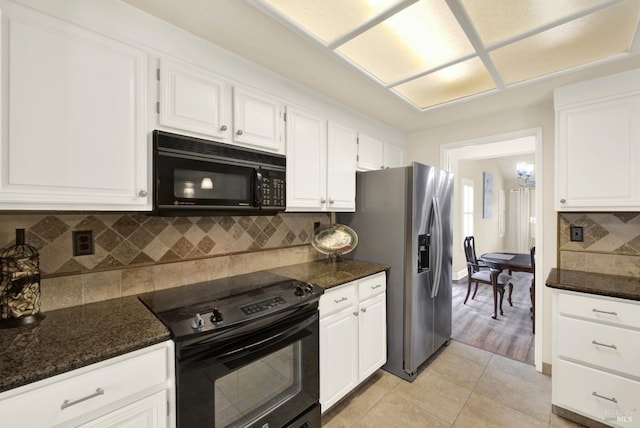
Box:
[530,246,536,334]
[463,236,512,315]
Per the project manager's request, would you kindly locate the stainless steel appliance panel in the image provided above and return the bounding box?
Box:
[337,167,409,380]
[338,162,453,382]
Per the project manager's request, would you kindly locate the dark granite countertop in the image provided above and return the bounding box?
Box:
[0,259,387,395]
[0,296,170,394]
[545,268,640,301]
[269,259,390,289]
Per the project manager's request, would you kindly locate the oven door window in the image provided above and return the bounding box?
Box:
[215,343,301,428]
[156,153,255,207]
[176,310,319,428]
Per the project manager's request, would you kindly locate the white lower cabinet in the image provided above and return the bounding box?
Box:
[319,272,386,412]
[552,290,640,427]
[0,341,175,428]
[80,391,167,428]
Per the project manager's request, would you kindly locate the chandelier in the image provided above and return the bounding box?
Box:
[516,162,535,187]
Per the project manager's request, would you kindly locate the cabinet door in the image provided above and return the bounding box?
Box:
[80,391,167,428]
[285,106,327,211]
[357,133,384,171]
[384,143,404,169]
[358,293,387,381]
[556,96,640,210]
[327,122,356,211]
[0,4,148,210]
[320,306,358,411]
[233,86,284,154]
[158,57,232,142]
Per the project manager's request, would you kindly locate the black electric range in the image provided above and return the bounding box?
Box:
[138,270,324,428]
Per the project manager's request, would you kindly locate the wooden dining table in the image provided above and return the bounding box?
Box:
[479,252,533,319]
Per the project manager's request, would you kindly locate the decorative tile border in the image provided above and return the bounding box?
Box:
[0,212,329,276]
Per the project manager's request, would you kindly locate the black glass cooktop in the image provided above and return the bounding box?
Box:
[138,270,322,340]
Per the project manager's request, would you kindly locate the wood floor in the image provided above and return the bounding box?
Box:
[451,272,535,365]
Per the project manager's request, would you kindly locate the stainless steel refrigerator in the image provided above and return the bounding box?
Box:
[337,162,453,382]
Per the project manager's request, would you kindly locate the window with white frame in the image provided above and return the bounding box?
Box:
[462,178,474,239]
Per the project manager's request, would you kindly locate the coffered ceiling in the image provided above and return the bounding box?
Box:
[122,0,640,133]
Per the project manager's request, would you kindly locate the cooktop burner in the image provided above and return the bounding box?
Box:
[138,270,323,340]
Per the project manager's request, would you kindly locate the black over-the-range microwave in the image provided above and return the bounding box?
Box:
[152,130,286,215]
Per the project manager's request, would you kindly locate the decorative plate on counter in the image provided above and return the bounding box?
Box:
[311,224,358,256]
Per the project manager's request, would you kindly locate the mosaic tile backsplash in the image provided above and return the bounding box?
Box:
[0,212,329,276]
[558,212,640,277]
[0,212,330,312]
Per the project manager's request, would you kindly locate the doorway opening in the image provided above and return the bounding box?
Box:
[442,128,543,371]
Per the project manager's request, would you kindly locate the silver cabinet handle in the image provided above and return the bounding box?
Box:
[328,199,334,205]
[61,388,104,410]
[236,129,243,136]
[592,340,617,350]
[371,284,382,290]
[138,189,147,197]
[334,297,347,304]
[361,308,367,313]
[380,165,384,169]
[220,125,228,131]
[592,308,618,316]
[353,311,359,316]
[320,198,327,204]
[592,391,617,403]
[560,198,566,203]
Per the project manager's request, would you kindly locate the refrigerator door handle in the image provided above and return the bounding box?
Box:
[431,196,444,298]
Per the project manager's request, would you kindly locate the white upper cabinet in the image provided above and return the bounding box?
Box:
[555,69,640,211]
[357,132,384,171]
[158,57,232,143]
[383,142,404,169]
[0,2,149,210]
[157,59,286,154]
[327,122,357,211]
[286,106,327,211]
[233,85,285,154]
[286,105,357,212]
[357,132,404,171]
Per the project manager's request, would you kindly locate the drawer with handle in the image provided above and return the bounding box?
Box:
[558,292,640,329]
[0,344,169,427]
[320,281,357,317]
[557,315,640,378]
[358,272,386,301]
[554,359,640,427]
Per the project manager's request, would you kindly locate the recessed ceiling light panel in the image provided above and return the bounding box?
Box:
[491,0,640,84]
[461,0,611,45]
[249,0,640,110]
[392,57,495,108]
[259,0,403,45]
[336,0,475,83]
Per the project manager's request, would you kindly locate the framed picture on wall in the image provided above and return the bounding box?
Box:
[483,172,493,218]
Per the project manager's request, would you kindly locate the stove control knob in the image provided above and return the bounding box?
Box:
[211,308,224,323]
[191,313,204,329]
[305,283,314,294]
[295,285,305,296]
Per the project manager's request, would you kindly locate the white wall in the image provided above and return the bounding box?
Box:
[406,101,556,367]
[455,158,507,276]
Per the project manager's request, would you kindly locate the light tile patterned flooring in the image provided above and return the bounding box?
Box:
[321,341,583,428]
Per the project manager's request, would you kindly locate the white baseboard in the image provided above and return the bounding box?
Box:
[453,269,468,281]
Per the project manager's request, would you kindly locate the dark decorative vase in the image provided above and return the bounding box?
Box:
[0,229,45,328]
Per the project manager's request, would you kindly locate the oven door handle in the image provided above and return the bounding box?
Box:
[181,311,317,367]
